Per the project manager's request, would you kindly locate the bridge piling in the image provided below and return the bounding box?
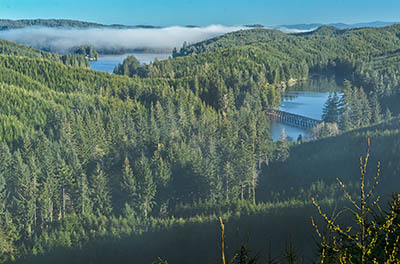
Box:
[265,108,322,129]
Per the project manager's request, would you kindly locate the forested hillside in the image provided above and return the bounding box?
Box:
[259,117,400,201]
[0,38,285,262]
[0,19,110,30]
[115,25,400,113]
[0,19,158,30]
[0,38,89,67]
[0,25,399,263]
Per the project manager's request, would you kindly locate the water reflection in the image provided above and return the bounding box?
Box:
[89,53,171,73]
[271,75,344,141]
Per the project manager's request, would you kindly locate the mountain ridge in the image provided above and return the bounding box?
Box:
[0,18,398,31]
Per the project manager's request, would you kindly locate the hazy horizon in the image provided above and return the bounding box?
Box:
[0,18,398,28]
[0,25,249,53]
[1,0,400,27]
[1,20,398,54]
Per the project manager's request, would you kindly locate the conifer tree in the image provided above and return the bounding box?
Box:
[121,156,138,209]
[137,155,156,220]
[201,137,223,203]
[322,92,340,123]
[222,161,235,202]
[358,87,371,126]
[370,94,382,124]
[351,87,364,127]
[340,108,354,131]
[275,129,289,162]
[13,151,37,237]
[57,159,74,218]
[154,156,171,188]
[90,163,112,216]
[78,172,91,216]
[0,143,11,184]
[385,107,392,120]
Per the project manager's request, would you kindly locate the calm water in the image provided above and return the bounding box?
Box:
[91,56,340,142]
[271,76,344,141]
[90,53,171,73]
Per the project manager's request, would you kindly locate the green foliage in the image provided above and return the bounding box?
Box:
[259,117,400,203]
[0,25,399,263]
[274,130,290,162]
[339,82,376,131]
[167,25,400,116]
[90,164,112,216]
[113,55,144,76]
[71,45,98,61]
[0,36,278,261]
[0,39,89,67]
[0,19,106,30]
[312,141,400,263]
[322,92,340,123]
[311,122,339,140]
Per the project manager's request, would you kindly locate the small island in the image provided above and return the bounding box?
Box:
[71,45,99,61]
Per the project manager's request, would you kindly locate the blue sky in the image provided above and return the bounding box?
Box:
[0,0,399,26]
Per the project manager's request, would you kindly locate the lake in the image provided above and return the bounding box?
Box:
[90,56,342,142]
[90,53,171,73]
[271,76,344,141]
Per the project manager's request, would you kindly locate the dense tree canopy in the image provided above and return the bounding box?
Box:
[0,38,281,262]
[0,39,89,68]
[0,24,399,263]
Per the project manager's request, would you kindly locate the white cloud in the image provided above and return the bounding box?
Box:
[275,27,317,33]
[0,25,247,53]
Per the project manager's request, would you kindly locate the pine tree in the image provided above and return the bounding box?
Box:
[370,94,382,124]
[172,47,178,58]
[137,155,156,220]
[0,156,8,219]
[385,107,392,120]
[90,163,112,216]
[275,129,289,162]
[339,82,355,130]
[57,159,74,218]
[358,87,371,126]
[250,163,260,204]
[78,172,91,216]
[121,156,138,208]
[37,140,57,225]
[0,143,11,184]
[13,151,37,237]
[340,108,354,131]
[0,149,12,251]
[201,137,223,203]
[222,161,235,202]
[149,105,161,145]
[154,156,171,188]
[351,87,364,127]
[322,92,340,123]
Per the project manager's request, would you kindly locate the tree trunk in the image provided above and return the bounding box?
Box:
[62,187,66,219]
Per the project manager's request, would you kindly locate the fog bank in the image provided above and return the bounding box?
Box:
[0,25,247,53]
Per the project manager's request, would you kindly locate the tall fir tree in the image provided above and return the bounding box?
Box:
[78,172,91,216]
[13,151,37,237]
[370,94,382,124]
[322,92,341,123]
[90,163,112,216]
[275,129,290,162]
[137,154,156,220]
[121,156,138,209]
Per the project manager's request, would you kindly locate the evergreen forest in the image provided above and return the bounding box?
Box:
[0,24,399,263]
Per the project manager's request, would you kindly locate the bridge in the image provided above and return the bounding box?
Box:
[265,108,322,129]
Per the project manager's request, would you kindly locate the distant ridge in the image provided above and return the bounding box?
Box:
[244,24,264,28]
[0,19,398,32]
[276,21,400,31]
[0,19,160,30]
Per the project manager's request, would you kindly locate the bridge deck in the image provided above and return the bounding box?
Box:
[265,108,322,129]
